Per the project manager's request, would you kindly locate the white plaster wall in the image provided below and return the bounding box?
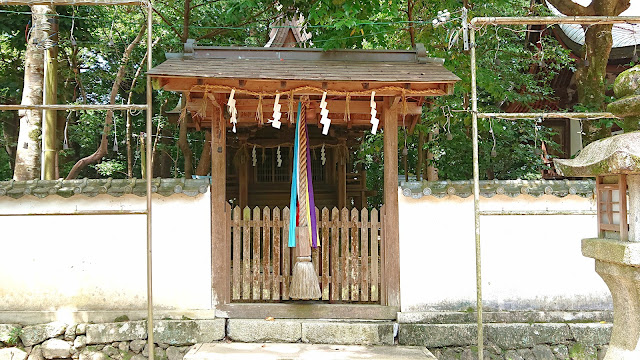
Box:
[399,191,611,312]
[0,193,212,312]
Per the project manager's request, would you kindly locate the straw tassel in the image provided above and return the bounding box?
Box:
[288,90,295,125]
[256,95,264,126]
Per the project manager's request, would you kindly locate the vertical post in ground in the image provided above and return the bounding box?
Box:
[382,97,400,308]
[145,0,154,359]
[470,26,484,360]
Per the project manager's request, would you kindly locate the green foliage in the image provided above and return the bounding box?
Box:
[93,159,126,177]
[0,143,12,180]
[0,0,576,189]
[6,327,22,346]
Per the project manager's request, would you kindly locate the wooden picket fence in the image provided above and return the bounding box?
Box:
[229,206,383,303]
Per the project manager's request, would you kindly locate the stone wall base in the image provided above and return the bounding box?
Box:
[398,323,612,360]
[0,316,613,360]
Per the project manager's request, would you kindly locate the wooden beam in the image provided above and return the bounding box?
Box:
[0,104,148,111]
[158,77,449,96]
[338,140,347,209]
[211,98,229,307]
[0,0,145,5]
[238,138,249,209]
[216,303,398,320]
[382,97,400,308]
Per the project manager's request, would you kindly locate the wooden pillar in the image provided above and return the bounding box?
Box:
[382,97,400,308]
[360,168,368,209]
[238,138,249,209]
[211,99,230,306]
[338,139,347,209]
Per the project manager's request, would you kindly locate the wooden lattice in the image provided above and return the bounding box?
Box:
[229,206,383,303]
[596,175,628,240]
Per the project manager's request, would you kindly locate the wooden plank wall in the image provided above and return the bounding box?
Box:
[229,206,382,303]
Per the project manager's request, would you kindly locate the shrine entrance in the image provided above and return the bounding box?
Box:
[228,205,384,304]
[149,44,459,318]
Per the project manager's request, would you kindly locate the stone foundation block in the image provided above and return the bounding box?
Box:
[40,339,71,359]
[302,322,393,345]
[86,322,147,344]
[485,323,571,350]
[21,323,67,347]
[531,345,555,360]
[398,324,476,347]
[0,325,21,344]
[153,320,225,345]
[0,348,27,360]
[569,323,612,346]
[227,319,301,343]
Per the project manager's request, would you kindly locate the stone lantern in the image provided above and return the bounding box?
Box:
[554,132,640,360]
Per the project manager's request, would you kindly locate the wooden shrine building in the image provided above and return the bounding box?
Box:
[148,43,459,319]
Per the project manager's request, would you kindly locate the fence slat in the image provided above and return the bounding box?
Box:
[282,207,290,300]
[232,206,241,300]
[230,205,382,305]
[321,207,330,300]
[272,207,281,300]
[341,207,350,301]
[350,208,360,302]
[371,208,379,302]
[252,207,261,300]
[242,207,251,300]
[262,207,271,300]
[360,208,369,302]
[330,207,340,301]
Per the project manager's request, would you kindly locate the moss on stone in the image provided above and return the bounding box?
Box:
[607,95,640,118]
[113,315,130,323]
[613,65,640,98]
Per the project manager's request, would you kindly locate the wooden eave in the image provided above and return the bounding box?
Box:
[150,45,460,129]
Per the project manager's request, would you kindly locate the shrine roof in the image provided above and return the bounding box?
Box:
[148,43,460,85]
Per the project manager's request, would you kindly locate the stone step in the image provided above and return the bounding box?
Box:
[184,343,436,360]
[226,319,395,345]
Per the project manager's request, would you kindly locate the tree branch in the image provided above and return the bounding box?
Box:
[546,0,594,16]
[196,3,277,41]
[613,0,631,15]
[190,0,222,12]
[66,22,147,180]
[152,7,182,39]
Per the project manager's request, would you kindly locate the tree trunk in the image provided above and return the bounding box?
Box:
[177,92,194,178]
[66,23,146,180]
[42,9,58,180]
[194,130,212,176]
[416,130,423,181]
[2,115,19,174]
[546,0,630,144]
[426,128,438,181]
[14,6,50,181]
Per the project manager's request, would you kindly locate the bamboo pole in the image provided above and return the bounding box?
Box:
[478,112,617,119]
[0,0,146,5]
[468,14,640,360]
[470,26,483,360]
[0,104,148,111]
[479,210,596,216]
[471,16,640,26]
[0,210,147,216]
[145,0,154,359]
